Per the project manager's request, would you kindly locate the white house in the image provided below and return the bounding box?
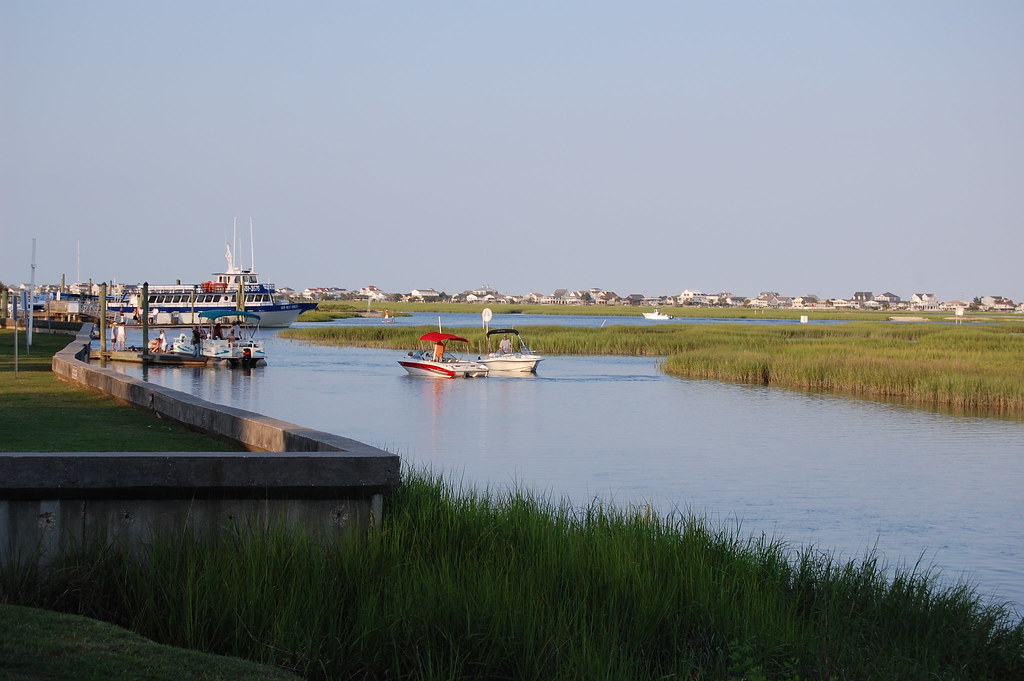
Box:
[909,293,939,310]
[358,285,390,302]
[409,288,441,301]
[678,289,710,306]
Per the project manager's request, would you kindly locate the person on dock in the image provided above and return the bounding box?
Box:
[110,322,117,350]
[191,326,201,357]
[157,329,166,353]
[116,321,127,351]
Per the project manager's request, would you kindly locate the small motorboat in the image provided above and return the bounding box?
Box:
[642,309,673,320]
[399,332,489,378]
[198,309,267,367]
[477,328,544,374]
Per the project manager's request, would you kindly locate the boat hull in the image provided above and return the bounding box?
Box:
[478,355,544,373]
[110,301,314,328]
[398,358,489,378]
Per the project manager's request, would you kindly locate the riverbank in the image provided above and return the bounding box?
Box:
[281,320,1024,415]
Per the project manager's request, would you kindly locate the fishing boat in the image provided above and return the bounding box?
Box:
[477,328,544,374]
[109,241,316,328]
[642,309,673,320]
[399,332,489,378]
[198,309,267,367]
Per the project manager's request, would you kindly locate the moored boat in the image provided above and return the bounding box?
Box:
[198,309,267,367]
[109,241,316,328]
[399,332,489,378]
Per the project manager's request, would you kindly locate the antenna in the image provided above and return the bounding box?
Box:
[249,217,255,272]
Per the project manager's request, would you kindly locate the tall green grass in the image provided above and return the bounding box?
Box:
[660,322,1024,414]
[5,471,1022,680]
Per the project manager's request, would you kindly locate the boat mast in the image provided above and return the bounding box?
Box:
[249,217,255,273]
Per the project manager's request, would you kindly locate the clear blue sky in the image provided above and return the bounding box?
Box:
[3,2,1022,302]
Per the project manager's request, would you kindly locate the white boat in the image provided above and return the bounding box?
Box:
[109,241,316,328]
[167,331,201,358]
[477,328,544,374]
[399,332,489,378]
[198,309,267,367]
[642,309,673,320]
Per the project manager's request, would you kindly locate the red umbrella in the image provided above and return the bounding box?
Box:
[419,332,470,343]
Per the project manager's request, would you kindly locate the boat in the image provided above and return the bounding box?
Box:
[198,309,267,367]
[642,309,673,320]
[167,331,201,358]
[109,241,317,328]
[398,332,489,378]
[477,328,544,374]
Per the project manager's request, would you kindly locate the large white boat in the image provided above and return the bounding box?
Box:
[399,332,489,378]
[109,243,316,328]
[477,328,543,374]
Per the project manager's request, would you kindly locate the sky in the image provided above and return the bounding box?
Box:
[2,1,1022,302]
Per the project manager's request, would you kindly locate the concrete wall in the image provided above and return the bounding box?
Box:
[1,325,401,566]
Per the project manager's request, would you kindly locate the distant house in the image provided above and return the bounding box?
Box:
[979,295,1015,311]
[409,288,441,301]
[940,300,970,311]
[717,293,746,307]
[359,285,390,302]
[749,292,786,308]
[874,292,901,306]
[851,292,873,305]
[678,289,710,306]
[909,293,939,310]
[623,294,646,306]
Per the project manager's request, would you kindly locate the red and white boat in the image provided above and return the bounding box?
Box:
[398,332,489,378]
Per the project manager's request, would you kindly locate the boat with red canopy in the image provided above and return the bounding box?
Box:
[398,331,489,378]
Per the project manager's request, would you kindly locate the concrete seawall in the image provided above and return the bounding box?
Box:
[1,325,401,565]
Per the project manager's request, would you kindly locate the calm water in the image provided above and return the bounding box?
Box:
[102,315,1024,613]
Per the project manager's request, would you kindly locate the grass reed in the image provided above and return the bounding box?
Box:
[5,470,1021,680]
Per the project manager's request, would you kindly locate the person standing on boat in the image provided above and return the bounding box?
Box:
[157,329,167,352]
[433,341,446,361]
[116,321,127,351]
[191,326,201,357]
[230,321,241,342]
[499,335,513,355]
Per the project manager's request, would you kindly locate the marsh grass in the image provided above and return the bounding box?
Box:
[5,471,1021,680]
[282,321,1024,414]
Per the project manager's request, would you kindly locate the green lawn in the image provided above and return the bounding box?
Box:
[0,329,239,452]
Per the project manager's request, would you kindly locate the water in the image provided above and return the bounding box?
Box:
[101,318,1024,613]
